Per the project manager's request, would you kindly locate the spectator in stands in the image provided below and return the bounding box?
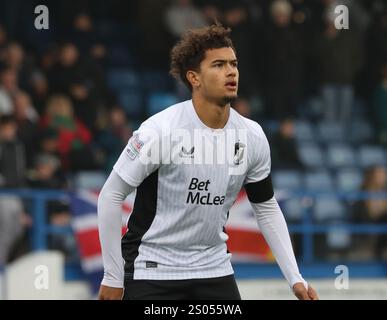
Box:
[68,78,97,132]
[314,4,363,124]
[270,118,304,170]
[48,41,105,131]
[3,42,33,90]
[0,25,7,51]
[363,7,387,96]
[0,114,28,266]
[38,128,60,159]
[199,1,221,24]
[353,165,387,260]
[97,107,132,172]
[13,90,38,123]
[165,0,207,39]
[3,42,21,69]
[222,2,259,97]
[13,90,39,167]
[0,193,27,266]
[29,71,49,115]
[138,0,175,69]
[373,63,387,145]
[39,95,94,172]
[70,13,106,61]
[27,153,78,263]
[47,42,85,95]
[47,208,80,264]
[232,97,252,118]
[0,67,19,115]
[262,0,305,119]
[0,115,26,187]
[69,12,109,98]
[27,153,64,189]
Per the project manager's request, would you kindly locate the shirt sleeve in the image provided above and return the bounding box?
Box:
[250,197,308,290]
[98,170,135,288]
[244,124,274,203]
[113,120,163,187]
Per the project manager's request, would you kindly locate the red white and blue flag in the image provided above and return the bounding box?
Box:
[70,189,272,293]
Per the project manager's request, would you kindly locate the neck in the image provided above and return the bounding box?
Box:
[191,93,230,129]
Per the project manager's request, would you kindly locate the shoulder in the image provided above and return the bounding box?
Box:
[140,100,189,133]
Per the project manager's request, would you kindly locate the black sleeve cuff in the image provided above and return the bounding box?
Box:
[244,174,274,203]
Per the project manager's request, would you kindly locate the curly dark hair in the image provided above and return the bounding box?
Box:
[169,24,235,91]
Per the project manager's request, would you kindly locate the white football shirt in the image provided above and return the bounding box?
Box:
[113,99,273,280]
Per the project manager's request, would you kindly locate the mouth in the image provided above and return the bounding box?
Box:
[225,80,237,90]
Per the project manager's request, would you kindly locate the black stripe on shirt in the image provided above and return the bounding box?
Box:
[122,169,159,279]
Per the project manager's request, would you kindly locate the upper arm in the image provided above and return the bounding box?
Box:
[113,121,163,188]
[244,125,274,204]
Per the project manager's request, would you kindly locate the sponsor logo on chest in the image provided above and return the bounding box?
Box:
[186,177,225,206]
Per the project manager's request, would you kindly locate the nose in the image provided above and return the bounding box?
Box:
[226,63,237,77]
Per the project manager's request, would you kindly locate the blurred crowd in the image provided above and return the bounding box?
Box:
[0,0,387,264]
[0,0,386,178]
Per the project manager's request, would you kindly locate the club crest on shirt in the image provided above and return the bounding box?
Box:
[126,133,144,160]
[233,141,245,165]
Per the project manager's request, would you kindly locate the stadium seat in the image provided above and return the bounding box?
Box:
[294,120,315,142]
[107,45,137,67]
[147,92,178,116]
[336,168,363,192]
[281,198,305,221]
[73,171,107,190]
[358,145,386,168]
[317,121,345,143]
[326,144,357,168]
[304,170,334,191]
[264,120,280,134]
[140,71,173,92]
[349,119,374,143]
[272,170,303,191]
[107,69,139,92]
[326,226,351,250]
[313,198,346,222]
[117,91,143,118]
[297,143,325,168]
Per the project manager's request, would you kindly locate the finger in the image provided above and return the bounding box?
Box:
[308,287,319,300]
[295,289,311,300]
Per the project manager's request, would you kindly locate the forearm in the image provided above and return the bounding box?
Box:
[250,197,307,289]
[98,170,135,288]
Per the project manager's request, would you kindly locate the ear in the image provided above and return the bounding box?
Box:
[186,70,200,89]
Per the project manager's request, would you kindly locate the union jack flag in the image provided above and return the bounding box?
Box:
[70,189,272,294]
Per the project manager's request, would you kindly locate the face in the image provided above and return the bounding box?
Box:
[189,47,239,105]
[60,44,79,66]
[14,93,30,118]
[7,43,24,67]
[280,120,294,137]
[273,12,291,27]
[1,69,17,91]
[373,167,387,189]
[110,108,126,127]
[41,138,58,153]
[0,123,17,141]
[37,163,55,180]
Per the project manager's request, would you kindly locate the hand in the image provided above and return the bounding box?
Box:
[98,285,124,300]
[293,282,319,300]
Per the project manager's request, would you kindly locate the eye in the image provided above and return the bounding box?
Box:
[214,63,223,68]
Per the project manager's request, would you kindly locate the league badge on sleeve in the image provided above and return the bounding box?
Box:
[126,133,145,160]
